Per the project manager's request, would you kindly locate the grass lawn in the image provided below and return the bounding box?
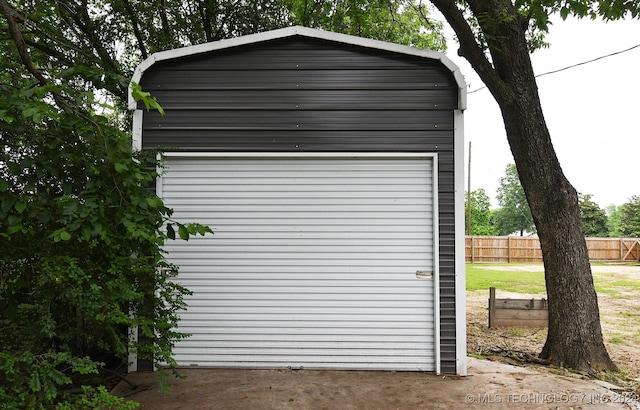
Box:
[466,262,640,296]
[466,263,545,294]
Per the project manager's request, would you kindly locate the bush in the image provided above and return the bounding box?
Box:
[0,80,210,407]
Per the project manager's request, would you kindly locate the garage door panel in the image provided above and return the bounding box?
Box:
[170,267,433,276]
[164,186,430,194]
[183,292,433,302]
[185,299,433,308]
[183,333,433,342]
[169,259,431,269]
[161,157,436,371]
[171,358,434,369]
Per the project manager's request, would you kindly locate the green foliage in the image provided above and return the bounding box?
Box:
[617,195,640,237]
[606,204,622,237]
[578,193,608,237]
[56,386,140,409]
[0,31,210,407]
[465,188,498,236]
[1,0,443,406]
[510,1,640,52]
[493,164,535,236]
[0,351,140,409]
[131,83,165,115]
[287,0,446,50]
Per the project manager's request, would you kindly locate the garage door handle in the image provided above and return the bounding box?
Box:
[416,270,433,280]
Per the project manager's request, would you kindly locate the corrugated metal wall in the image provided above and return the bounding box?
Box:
[139,36,459,373]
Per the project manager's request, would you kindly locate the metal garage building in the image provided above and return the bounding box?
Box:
[128,26,467,375]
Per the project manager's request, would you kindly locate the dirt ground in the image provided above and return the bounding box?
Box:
[115,264,640,409]
[467,263,640,386]
[114,359,640,409]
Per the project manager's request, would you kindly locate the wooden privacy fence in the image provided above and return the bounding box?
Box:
[466,236,640,263]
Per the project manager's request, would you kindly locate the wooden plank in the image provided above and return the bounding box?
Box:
[623,239,639,261]
[495,299,547,310]
[490,318,548,327]
[488,287,496,329]
[494,309,548,320]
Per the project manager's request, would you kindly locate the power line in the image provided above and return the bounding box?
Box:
[468,43,640,94]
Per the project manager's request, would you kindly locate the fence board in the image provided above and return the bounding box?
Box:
[466,236,640,263]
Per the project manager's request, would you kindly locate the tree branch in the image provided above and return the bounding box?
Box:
[428,0,510,99]
[212,0,243,41]
[0,0,47,85]
[122,0,148,59]
[198,0,214,42]
[75,0,120,73]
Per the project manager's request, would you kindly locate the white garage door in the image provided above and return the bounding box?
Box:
[159,155,438,371]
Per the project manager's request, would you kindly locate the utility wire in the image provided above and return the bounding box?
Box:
[468,43,640,94]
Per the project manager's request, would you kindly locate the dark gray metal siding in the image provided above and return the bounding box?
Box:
[139,36,459,374]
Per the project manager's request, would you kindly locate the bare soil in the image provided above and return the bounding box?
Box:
[467,264,640,391]
[116,263,640,409]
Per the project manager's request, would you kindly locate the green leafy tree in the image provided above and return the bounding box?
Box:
[578,194,608,237]
[606,204,621,237]
[493,164,534,236]
[0,62,212,408]
[286,0,446,49]
[0,1,211,407]
[0,0,445,405]
[465,188,497,235]
[428,0,638,371]
[618,196,640,237]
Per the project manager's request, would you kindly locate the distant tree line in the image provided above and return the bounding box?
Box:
[466,164,640,238]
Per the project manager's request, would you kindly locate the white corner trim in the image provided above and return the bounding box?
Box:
[132,110,143,151]
[454,109,468,376]
[432,153,441,375]
[127,323,138,372]
[456,72,468,111]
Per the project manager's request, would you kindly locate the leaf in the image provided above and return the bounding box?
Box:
[146,197,163,209]
[166,224,176,240]
[0,109,14,123]
[131,82,165,115]
[38,210,52,223]
[7,224,23,235]
[7,214,21,227]
[34,86,47,98]
[22,106,40,119]
[178,224,189,240]
[14,201,27,213]
[1,197,15,215]
[197,224,213,235]
[114,162,128,173]
[52,229,72,242]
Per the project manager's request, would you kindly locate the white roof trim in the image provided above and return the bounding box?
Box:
[128,26,466,110]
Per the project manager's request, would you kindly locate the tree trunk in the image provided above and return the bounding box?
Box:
[499,80,617,372]
[431,0,617,373]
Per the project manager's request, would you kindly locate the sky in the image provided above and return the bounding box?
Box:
[438,15,640,209]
